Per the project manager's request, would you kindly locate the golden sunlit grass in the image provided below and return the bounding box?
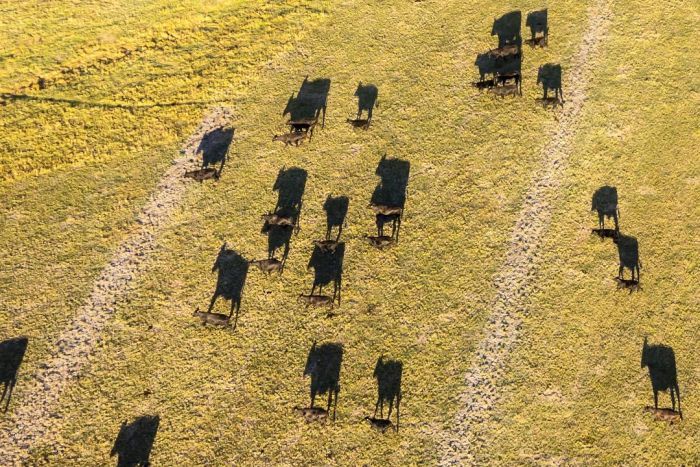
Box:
[1,0,697,464]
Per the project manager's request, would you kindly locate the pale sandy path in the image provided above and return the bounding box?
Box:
[0,108,232,464]
[439,2,613,464]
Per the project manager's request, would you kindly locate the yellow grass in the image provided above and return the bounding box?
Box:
[0,0,697,464]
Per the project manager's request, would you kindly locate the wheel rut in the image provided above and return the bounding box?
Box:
[439,2,613,464]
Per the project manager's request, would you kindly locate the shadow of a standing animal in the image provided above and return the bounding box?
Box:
[206,244,249,330]
[323,195,349,241]
[492,11,522,48]
[613,234,641,282]
[591,185,619,237]
[537,63,563,102]
[371,356,402,432]
[307,242,345,306]
[641,338,681,416]
[110,415,160,467]
[0,336,28,413]
[354,82,378,121]
[525,9,548,47]
[197,127,234,176]
[284,76,331,129]
[303,342,343,421]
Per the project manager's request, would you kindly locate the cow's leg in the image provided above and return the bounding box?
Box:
[618,264,624,280]
[374,398,380,418]
[387,399,394,419]
[2,381,14,413]
[654,390,659,409]
[598,212,604,230]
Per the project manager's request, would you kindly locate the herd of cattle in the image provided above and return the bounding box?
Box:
[473,9,563,106]
[0,7,686,466]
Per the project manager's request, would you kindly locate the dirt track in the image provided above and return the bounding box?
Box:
[439,2,613,464]
[0,108,233,464]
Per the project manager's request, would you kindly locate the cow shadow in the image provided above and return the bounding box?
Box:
[537,63,563,102]
[303,342,343,420]
[371,155,410,209]
[307,243,345,305]
[492,11,522,48]
[268,166,307,232]
[613,233,641,284]
[1,336,28,413]
[207,244,249,328]
[641,338,681,414]
[591,185,619,238]
[264,223,293,264]
[373,356,402,431]
[110,415,160,467]
[354,83,378,121]
[284,76,331,128]
[525,9,548,46]
[323,195,350,241]
[197,127,234,175]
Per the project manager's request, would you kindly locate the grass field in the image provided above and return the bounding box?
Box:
[1,0,698,465]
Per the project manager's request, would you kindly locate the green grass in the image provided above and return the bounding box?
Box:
[483,0,700,464]
[1,0,697,464]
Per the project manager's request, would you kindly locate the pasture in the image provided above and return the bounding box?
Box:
[0,0,698,465]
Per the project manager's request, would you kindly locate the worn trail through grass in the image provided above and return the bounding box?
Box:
[439,1,614,464]
[0,109,232,464]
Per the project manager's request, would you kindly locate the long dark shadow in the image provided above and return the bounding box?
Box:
[110,415,160,467]
[0,337,29,413]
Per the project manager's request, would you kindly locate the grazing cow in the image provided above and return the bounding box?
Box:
[110,415,160,467]
[273,132,307,147]
[365,235,396,249]
[1,337,28,412]
[489,84,520,98]
[591,185,619,232]
[297,293,334,308]
[313,239,341,254]
[368,203,403,216]
[644,406,682,424]
[192,308,232,327]
[249,258,284,274]
[641,338,681,414]
[303,342,343,421]
[287,116,318,137]
[363,416,394,433]
[613,234,641,281]
[346,118,371,130]
[537,64,563,101]
[293,406,329,423]
[261,212,296,228]
[184,167,219,182]
[372,357,402,432]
